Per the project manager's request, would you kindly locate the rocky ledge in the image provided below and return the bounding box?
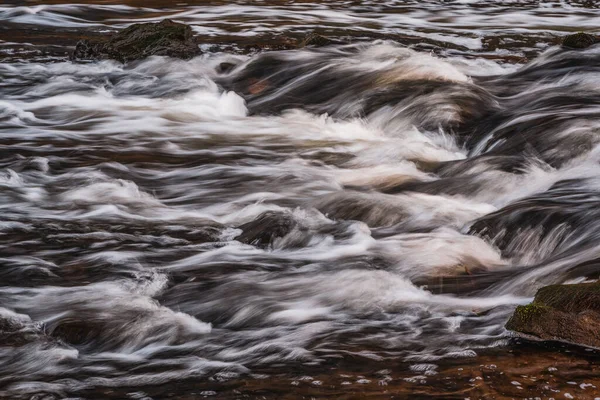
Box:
[72,18,346,63]
[73,19,201,62]
[506,282,600,349]
[72,19,598,65]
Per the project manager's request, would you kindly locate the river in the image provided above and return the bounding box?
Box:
[1,1,600,399]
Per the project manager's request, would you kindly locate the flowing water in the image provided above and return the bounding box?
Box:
[1,1,600,399]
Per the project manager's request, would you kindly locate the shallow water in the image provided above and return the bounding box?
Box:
[1,1,600,399]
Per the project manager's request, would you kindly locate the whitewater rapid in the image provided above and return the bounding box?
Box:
[1,13,600,396]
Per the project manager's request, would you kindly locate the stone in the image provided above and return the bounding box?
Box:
[300,32,345,48]
[217,62,237,74]
[506,282,600,349]
[73,19,201,62]
[562,32,598,49]
[235,211,297,248]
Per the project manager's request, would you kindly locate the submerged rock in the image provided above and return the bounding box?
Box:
[0,311,42,347]
[235,211,298,248]
[73,19,201,62]
[468,179,599,262]
[300,32,334,47]
[562,32,598,49]
[299,32,346,47]
[506,282,600,349]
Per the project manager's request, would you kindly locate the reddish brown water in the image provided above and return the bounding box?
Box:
[71,342,600,399]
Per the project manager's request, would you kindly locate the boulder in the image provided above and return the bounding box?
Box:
[299,32,345,48]
[562,32,598,49]
[0,311,41,346]
[235,211,297,248]
[506,282,600,349]
[73,19,201,62]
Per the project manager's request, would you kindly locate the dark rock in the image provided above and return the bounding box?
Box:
[243,35,298,53]
[468,179,598,261]
[562,32,598,49]
[73,19,201,62]
[235,211,297,248]
[314,191,407,227]
[52,320,102,346]
[300,32,344,48]
[0,313,41,346]
[217,62,237,74]
[506,282,600,349]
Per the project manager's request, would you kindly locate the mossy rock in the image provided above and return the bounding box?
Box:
[535,282,600,312]
[562,32,598,49]
[73,19,201,62]
[506,282,600,349]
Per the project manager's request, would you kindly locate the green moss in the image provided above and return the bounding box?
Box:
[515,303,547,319]
[505,302,549,332]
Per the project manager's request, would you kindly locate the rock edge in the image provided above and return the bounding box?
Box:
[506,282,600,349]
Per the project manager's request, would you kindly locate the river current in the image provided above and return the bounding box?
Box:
[1,1,600,399]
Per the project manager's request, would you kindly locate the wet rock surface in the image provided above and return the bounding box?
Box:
[0,311,42,347]
[235,211,298,248]
[300,32,345,47]
[562,32,598,49]
[468,179,600,262]
[73,19,201,62]
[506,282,600,349]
